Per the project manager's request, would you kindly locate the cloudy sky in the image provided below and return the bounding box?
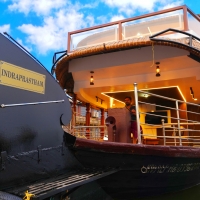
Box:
[0,0,199,72]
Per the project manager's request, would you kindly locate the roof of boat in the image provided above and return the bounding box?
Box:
[54,5,200,108]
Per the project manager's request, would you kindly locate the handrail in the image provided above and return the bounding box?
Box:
[138,90,186,103]
[1,100,64,108]
[51,50,67,75]
[68,6,187,35]
[149,28,200,55]
[67,5,197,52]
[138,89,200,107]
[150,28,200,42]
[138,101,200,115]
[65,124,108,140]
[73,125,106,128]
[134,83,200,147]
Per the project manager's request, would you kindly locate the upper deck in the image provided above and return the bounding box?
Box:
[55,5,200,110]
[68,5,200,52]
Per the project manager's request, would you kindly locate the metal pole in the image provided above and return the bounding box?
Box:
[1,100,64,108]
[161,119,166,146]
[173,125,177,146]
[176,100,182,146]
[134,83,141,144]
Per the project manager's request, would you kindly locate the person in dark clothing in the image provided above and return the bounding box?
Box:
[124,96,142,144]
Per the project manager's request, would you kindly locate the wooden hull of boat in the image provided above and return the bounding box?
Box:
[64,132,200,199]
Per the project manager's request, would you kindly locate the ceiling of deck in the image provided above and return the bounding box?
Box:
[104,87,183,102]
[104,87,184,109]
[68,45,200,107]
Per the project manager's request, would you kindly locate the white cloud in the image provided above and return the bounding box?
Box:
[0,24,11,33]
[110,15,125,22]
[4,0,185,56]
[6,0,96,55]
[161,1,184,10]
[16,38,32,52]
[97,16,108,24]
[81,1,100,9]
[102,0,184,16]
[102,0,157,13]
[8,0,67,16]
[85,15,95,27]
[17,6,93,55]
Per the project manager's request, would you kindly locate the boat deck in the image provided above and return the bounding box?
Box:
[6,168,118,199]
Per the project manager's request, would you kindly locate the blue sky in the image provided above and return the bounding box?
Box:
[0,0,200,72]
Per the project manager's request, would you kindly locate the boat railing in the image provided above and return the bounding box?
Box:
[134,83,200,147]
[63,111,107,141]
[63,124,108,141]
[67,5,200,52]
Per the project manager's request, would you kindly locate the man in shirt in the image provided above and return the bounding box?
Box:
[124,96,141,144]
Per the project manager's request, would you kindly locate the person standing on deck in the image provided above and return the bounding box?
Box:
[124,96,142,144]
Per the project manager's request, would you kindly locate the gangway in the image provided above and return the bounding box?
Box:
[3,168,118,199]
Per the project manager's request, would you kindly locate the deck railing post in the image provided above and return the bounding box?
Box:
[176,100,182,146]
[161,119,166,146]
[134,83,141,144]
[173,125,177,146]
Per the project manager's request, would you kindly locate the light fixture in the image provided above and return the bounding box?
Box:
[137,33,142,38]
[96,96,104,104]
[190,87,197,101]
[90,71,94,85]
[143,94,149,98]
[155,62,160,77]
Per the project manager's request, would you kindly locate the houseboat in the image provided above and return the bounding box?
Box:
[1,4,200,200]
[54,5,200,199]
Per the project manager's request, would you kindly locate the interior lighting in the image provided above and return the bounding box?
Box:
[96,96,104,104]
[143,94,149,98]
[190,87,197,101]
[90,71,94,85]
[177,86,186,102]
[110,97,114,108]
[137,33,142,38]
[102,85,186,103]
[155,62,160,77]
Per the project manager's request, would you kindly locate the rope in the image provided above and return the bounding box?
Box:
[150,42,155,67]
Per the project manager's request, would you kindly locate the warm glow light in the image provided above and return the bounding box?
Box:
[190,87,197,101]
[110,97,114,108]
[90,76,93,82]
[101,93,125,104]
[156,66,160,77]
[90,71,94,85]
[177,86,186,102]
[102,86,186,103]
[156,66,160,73]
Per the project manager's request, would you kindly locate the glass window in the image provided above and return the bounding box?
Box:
[187,11,200,38]
[70,25,119,51]
[122,10,184,40]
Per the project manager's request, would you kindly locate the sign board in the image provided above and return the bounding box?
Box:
[0,61,45,94]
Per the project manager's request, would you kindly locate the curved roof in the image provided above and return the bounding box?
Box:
[55,36,200,89]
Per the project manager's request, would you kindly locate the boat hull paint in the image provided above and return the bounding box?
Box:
[0,33,73,192]
[0,145,82,191]
[64,133,200,199]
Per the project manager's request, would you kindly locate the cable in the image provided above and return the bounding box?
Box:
[150,42,154,67]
